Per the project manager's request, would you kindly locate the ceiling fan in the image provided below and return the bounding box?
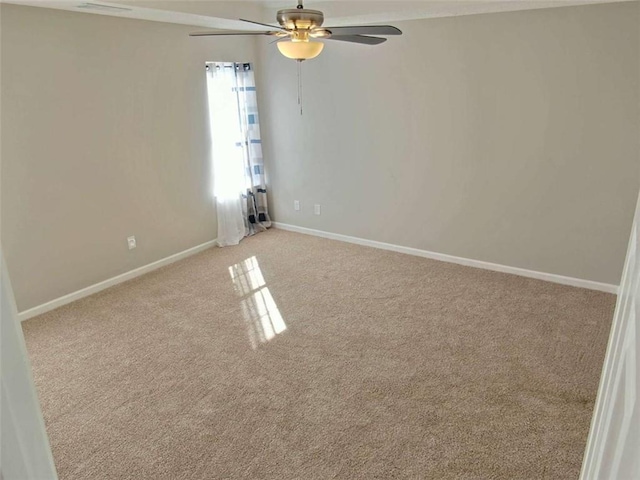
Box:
[190,0,402,61]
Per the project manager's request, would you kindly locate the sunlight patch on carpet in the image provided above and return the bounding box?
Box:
[230,256,287,348]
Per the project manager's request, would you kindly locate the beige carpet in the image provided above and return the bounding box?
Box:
[23,229,615,479]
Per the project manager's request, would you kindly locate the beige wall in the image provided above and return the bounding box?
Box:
[1,4,258,311]
[259,2,639,286]
[2,2,638,312]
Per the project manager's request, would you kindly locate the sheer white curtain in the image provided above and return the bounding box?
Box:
[206,62,271,247]
[207,63,249,246]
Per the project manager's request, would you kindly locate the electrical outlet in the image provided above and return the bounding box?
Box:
[294,200,300,211]
[314,204,321,215]
[127,236,136,250]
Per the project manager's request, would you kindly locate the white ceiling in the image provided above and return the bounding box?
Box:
[2,0,635,30]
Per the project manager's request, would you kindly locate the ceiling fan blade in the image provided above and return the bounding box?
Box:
[325,35,387,45]
[240,18,286,31]
[324,25,402,36]
[309,28,332,39]
[190,30,278,37]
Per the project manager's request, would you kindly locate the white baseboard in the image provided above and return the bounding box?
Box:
[18,225,618,322]
[18,239,217,322]
[272,222,618,294]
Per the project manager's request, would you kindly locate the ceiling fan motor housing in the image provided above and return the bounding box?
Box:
[276,9,324,30]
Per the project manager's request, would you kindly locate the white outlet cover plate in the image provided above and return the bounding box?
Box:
[127,236,136,249]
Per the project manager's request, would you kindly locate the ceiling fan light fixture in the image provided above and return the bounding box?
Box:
[277,40,324,60]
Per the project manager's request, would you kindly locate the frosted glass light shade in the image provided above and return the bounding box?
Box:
[277,41,324,60]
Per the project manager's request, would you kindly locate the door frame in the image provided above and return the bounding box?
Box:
[580,190,640,479]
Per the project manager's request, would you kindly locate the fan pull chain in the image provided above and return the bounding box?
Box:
[297,60,303,115]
